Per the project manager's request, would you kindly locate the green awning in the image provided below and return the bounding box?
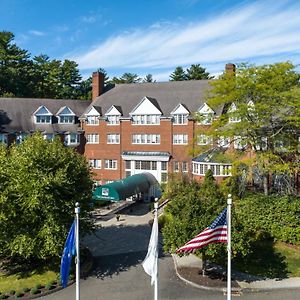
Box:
[92,173,158,201]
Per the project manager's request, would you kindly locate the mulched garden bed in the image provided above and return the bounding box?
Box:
[177,267,239,288]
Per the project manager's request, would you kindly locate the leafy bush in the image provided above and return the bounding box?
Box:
[0,294,8,299]
[9,290,16,295]
[45,283,55,290]
[23,288,30,293]
[34,284,42,290]
[30,287,40,295]
[15,291,24,298]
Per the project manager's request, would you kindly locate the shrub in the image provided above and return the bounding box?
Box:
[30,288,40,295]
[50,280,57,285]
[35,284,42,289]
[10,290,16,295]
[23,288,30,293]
[15,291,24,298]
[45,283,55,290]
[0,294,8,299]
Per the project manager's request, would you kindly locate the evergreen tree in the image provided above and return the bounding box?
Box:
[169,66,187,81]
[143,74,155,83]
[111,72,141,84]
[186,64,212,80]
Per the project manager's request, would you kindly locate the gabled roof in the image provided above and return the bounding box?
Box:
[105,105,122,116]
[170,103,190,115]
[83,106,102,117]
[0,98,91,133]
[33,105,53,116]
[89,80,222,117]
[129,96,162,115]
[56,106,75,116]
[198,102,215,114]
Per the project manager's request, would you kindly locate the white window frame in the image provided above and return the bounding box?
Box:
[89,159,101,169]
[192,162,232,176]
[107,134,120,144]
[132,134,160,144]
[107,115,120,125]
[132,114,160,125]
[59,115,75,124]
[173,134,188,145]
[43,133,54,141]
[87,133,99,144]
[65,133,80,146]
[197,134,213,145]
[0,134,8,145]
[35,115,52,124]
[234,136,247,150]
[173,114,188,125]
[182,161,188,172]
[16,133,28,145]
[105,159,118,170]
[218,136,230,148]
[86,116,99,125]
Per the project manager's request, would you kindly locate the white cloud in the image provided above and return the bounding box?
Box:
[29,30,45,36]
[69,1,300,77]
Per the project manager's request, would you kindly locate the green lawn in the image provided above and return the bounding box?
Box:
[233,240,300,278]
[0,270,58,294]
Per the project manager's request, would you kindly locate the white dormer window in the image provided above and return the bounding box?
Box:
[132,115,160,125]
[85,106,101,126]
[130,96,162,125]
[64,133,80,146]
[197,103,215,125]
[228,103,241,123]
[86,116,99,125]
[107,115,120,125]
[57,106,75,124]
[33,106,53,124]
[171,103,190,125]
[105,105,122,125]
[43,133,54,141]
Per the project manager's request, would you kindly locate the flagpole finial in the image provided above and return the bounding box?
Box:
[227,194,232,205]
[75,202,80,214]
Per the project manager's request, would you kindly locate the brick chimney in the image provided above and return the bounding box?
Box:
[225,63,236,74]
[92,72,105,101]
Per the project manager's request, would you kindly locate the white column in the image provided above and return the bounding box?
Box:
[227,194,232,300]
[75,203,80,300]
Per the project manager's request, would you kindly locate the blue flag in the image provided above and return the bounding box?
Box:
[60,220,76,288]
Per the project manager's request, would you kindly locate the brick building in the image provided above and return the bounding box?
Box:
[81,68,233,185]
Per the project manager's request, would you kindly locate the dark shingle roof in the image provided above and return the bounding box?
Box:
[0,98,91,133]
[89,80,219,117]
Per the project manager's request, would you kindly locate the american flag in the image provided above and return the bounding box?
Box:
[176,208,227,253]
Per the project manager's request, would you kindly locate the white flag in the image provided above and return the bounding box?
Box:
[142,214,158,285]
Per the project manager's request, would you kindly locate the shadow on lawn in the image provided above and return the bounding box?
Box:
[233,239,288,279]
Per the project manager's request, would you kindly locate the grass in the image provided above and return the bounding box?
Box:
[0,270,58,294]
[233,240,300,278]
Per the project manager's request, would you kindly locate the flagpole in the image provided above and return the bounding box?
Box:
[154,200,158,300]
[75,202,80,300]
[227,194,232,300]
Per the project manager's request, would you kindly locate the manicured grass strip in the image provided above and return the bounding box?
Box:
[0,270,58,294]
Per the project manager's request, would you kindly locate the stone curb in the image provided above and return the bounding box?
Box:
[172,254,300,293]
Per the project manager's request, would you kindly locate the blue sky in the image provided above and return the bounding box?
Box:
[1,0,300,81]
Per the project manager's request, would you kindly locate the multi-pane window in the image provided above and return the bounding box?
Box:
[105,159,118,170]
[65,133,80,145]
[107,134,120,144]
[218,136,230,148]
[0,134,8,145]
[161,161,167,171]
[192,162,232,176]
[132,134,160,144]
[36,115,51,124]
[135,160,157,170]
[234,136,247,150]
[86,116,99,125]
[198,113,213,125]
[125,160,131,169]
[87,133,99,144]
[197,134,213,145]
[89,159,101,169]
[43,133,54,141]
[107,115,120,125]
[132,115,160,125]
[182,161,188,172]
[173,161,180,172]
[173,134,188,145]
[173,114,188,125]
[59,116,74,124]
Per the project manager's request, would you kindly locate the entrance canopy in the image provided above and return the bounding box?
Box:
[92,172,158,201]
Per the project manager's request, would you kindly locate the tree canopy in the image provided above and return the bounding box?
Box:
[0,133,94,261]
[111,72,142,84]
[201,62,300,195]
[169,64,211,81]
[0,31,91,99]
